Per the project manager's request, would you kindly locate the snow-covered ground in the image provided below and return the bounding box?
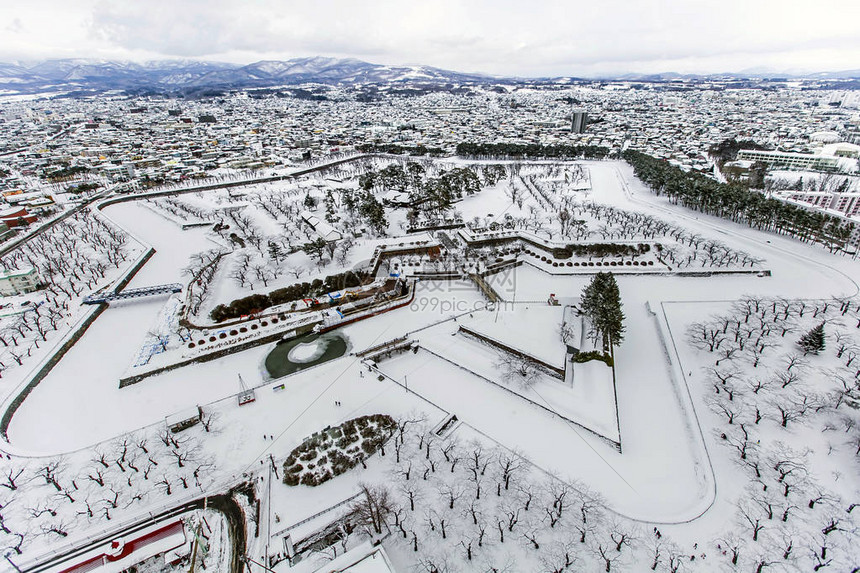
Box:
[458,305,566,369]
[3,158,860,571]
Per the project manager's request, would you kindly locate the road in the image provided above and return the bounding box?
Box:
[22,489,247,573]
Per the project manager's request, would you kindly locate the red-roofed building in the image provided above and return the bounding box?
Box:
[0,206,37,227]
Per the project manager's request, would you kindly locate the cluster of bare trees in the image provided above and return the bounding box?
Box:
[1,210,131,295]
[225,211,266,252]
[519,175,558,212]
[579,205,671,241]
[482,170,761,271]
[206,183,357,291]
[660,236,761,270]
[183,249,226,318]
[0,210,135,377]
[688,295,860,571]
[248,189,302,223]
[578,205,762,269]
[146,196,215,223]
[0,421,216,559]
[358,418,660,573]
[135,168,282,195]
[467,206,549,238]
[339,395,858,573]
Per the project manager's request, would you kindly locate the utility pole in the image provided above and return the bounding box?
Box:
[244,556,277,572]
[188,522,202,573]
[4,553,23,573]
[265,456,272,569]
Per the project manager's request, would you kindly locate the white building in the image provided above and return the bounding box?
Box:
[737,149,840,171]
[781,190,860,218]
[0,267,40,296]
[301,210,342,242]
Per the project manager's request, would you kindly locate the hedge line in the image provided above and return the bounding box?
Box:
[572,350,614,367]
[456,142,612,160]
[210,269,370,322]
[356,143,446,156]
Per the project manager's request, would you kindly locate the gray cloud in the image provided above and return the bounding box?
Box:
[0,0,853,75]
[6,18,23,33]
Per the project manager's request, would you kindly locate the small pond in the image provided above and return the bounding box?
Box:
[264,331,349,379]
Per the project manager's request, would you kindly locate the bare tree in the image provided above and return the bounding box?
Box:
[156,475,172,496]
[0,465,26,491]
[541,535,578,572]
[738,500,765,542]
[589,533,624,572]
[351,482,393,537]
[336,237,355,267]
[438,482,464,510]
[544,481,571,528]
[496,353,541,388]
[37,458,64,492]
[496,449,527,493]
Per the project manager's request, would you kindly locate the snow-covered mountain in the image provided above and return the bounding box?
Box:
[0,57,496,95]
[1,57,856,96]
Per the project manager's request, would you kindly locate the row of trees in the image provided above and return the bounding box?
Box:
[209,269,370,322]
[623,150,854,252]
[355,143,445,156]
[183,249,226,318]
[457,143,612,160]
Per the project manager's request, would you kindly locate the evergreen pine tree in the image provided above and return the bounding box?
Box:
[324,191,337,223]
[798,322,825,355]
[599,275,625,350]
[359,192,387,235]
[579,272,625,352]
[267,240,282,262]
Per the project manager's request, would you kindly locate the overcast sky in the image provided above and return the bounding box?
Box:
[1,0,858,76]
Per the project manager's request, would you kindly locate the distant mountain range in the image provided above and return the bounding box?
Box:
[0,57,857,96]
[614,69,860,82]
[0,57,497,96]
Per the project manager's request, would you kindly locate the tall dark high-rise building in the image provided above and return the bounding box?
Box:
[571,110,588,133]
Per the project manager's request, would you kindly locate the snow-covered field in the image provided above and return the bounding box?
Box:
[2,158,859,572]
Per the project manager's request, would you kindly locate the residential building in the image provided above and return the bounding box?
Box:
[0,267,40,296]
[781,189,860,218]
[571,110,588,134]
[0,206,37,227]
[737,149,841,171]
